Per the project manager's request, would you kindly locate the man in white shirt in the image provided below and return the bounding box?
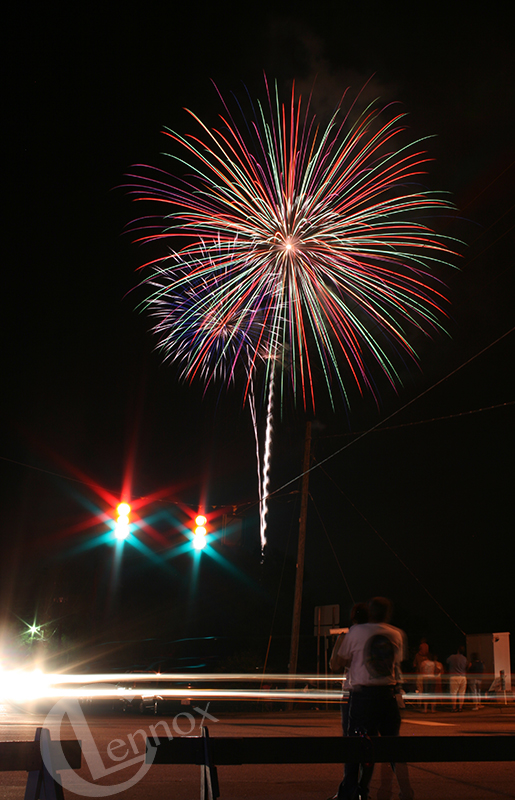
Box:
[334,597,410,800]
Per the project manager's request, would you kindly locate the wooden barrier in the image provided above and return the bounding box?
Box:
[146,727,515,800]
[0,727,81,800]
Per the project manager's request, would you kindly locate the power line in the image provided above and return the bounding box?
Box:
[2,329,513,511]
[310,493,354,606]
[316,464,466,635]
[269,326,514,500]
[320,401,514,439]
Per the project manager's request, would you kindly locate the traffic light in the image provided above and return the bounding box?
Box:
[115,502,131,540]
[193,514,207,550]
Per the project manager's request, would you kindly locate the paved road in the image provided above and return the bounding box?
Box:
[1,702,514,799]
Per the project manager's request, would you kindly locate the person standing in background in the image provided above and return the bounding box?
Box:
[433,654,444,708]
[413,640,429,697]
[447,645,467,711]
[420,652,436,712]
[467,652,485,710]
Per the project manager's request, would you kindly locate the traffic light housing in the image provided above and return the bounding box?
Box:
[115,502,131,540]
[193,514,207,550]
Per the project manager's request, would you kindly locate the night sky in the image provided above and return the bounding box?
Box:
[2,6,514,672]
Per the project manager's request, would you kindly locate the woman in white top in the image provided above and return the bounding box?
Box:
[420,652,436,712]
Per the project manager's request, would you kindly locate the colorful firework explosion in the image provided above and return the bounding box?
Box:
[128,77,459,412]
[145,242,267,391]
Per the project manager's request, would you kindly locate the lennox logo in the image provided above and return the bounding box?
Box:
[43,697,218,796]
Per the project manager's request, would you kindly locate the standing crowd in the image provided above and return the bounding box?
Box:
[413,642,485,711]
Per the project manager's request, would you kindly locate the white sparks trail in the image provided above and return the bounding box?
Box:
[260,364,275,555]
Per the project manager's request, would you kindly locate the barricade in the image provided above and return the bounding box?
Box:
[0,727,81,800]
[146,726,515,800]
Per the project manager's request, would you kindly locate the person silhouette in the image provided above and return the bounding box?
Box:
[332,597,413,800]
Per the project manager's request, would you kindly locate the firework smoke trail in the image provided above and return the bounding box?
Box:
[129,78,461,551]
[259,358,275,554]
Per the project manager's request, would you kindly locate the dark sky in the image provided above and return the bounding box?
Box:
[2,6,514,669]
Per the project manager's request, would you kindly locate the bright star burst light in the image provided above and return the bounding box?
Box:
[128,76,460,414]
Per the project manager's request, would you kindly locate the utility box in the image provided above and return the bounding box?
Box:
[465,632,511,692]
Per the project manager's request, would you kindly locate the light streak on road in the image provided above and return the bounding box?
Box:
[0,669,509,705]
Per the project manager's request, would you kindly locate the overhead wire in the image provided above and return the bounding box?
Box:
[309,492,354,606]
[315,463,466,635]
[268,326,514,501]
[320,400,513,439]
[1,393,511,509]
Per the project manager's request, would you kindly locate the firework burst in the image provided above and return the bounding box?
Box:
[144,242,267,391]
[128,77,459,413]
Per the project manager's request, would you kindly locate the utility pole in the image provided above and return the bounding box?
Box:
[288,420,312,684]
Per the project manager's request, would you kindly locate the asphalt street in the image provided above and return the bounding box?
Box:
[1,704,514,799]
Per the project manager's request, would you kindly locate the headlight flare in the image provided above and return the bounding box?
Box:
[1,669,508,704]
